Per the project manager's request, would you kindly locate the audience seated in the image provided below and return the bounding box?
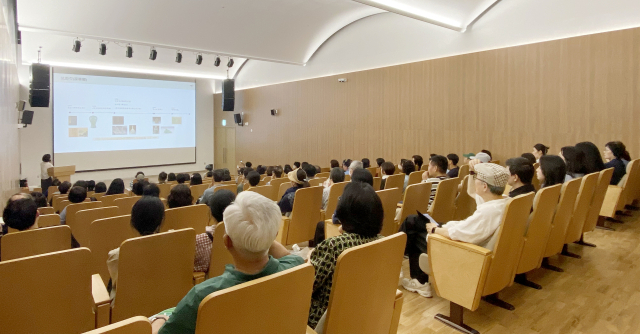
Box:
[505,157,536,197]
[190,173,203,185]
[400,161,510,298]
[199,169,225,203]
[376,157,385,167]
[167,185,193,208]
[0,193,39,258]
[521,152,537,165]
[60,186,87,224]
[446,154,459,178]
[302,164,317,180]
[537,155,566,187]
[402,160,416,192]
[167,173,177,182]
[421,155,450,208]
[330,159,339,168]
[362,158,371,169]
[380,161,396,189]
[322,167,346,210]
[30,191,48,208]
[532,143,549,162]
[106,178,125,195]
[278,169,309,215]
[153,191,303,334]
[604,141,627,185]
[143,183,160,197]
[308,182,383,328]
[342,159,352,175]
[95,182,107,193]
[412,155,423,171]
[560,146,586,181]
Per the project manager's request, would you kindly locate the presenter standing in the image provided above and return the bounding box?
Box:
[40,154,54,197]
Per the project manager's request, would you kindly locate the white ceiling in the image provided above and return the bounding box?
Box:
[16,0,501,81]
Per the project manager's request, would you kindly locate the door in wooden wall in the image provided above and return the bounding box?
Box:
[214,127,236,172]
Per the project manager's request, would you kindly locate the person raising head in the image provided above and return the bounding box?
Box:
[277,169,308,215]
[167,184,193,208]
[532,144,549,162]
[536,155,566,188]
[559,146,586,181]
[604,141,627,185]
[505,157,536,197]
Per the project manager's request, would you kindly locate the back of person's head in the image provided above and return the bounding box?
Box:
[520,153,536,165]
[381,161,395,176]
[95,182,107,193]
[350,168,373,186]
[73,180,88,190]
[330,167,346,183]
[245,162,253,168]
[481,150,493,160]
[266,166,274,176]
[335,183,383,238]
[191,173,203,185]
[362,158,371,169]
[446,154,459,166]
[539,155,566,187]
[68,186,87,203]
[412,155,423,170]
[30,192,48,208]
[376,158,385,167]
[429,155,448,174]
[130,197,165,236]
[575,141,605,174]
[158,172,168,183]
[349,160,363,172]
[273,166,283,178]
[293,162,300,169]
[247,171,261,187]
[402,160,416,175]
[343,159,352,168]
[605,141,626,159]
[87,180,96,191]
[143,183,160,197]
[505,157,534,184]
[167,172,177,181]
[58,181,72,194]
[106,178,125,195]
[330,159,339,168]
[533,143,549,156]
[206,189,236,222]
[131,181,147,196]
[256,166,266,175]
[223,191,282,258]
[284,165,293,174]
[302,164,317,178]
[167,184,193,208]
[561,146,586,176]
[42,154,51,163]
[3,194,38,231]
[212,169,224,182]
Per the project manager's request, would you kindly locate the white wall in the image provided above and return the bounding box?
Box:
[236,0,640,90]
[19,77,215,184]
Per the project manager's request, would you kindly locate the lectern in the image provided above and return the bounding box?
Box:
[48,165,76,183]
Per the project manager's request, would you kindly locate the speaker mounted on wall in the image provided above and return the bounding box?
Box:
[222,79,235,111]
[29,63,50,108]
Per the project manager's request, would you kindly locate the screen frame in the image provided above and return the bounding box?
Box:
[51,66,198,173]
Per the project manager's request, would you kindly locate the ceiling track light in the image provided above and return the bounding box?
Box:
[149,47,157,61]
[175,50,182,63]
[195,54,203,65]
[213,56,221,67]
[98,41,107,55]
[72,38,81,52]
[227,58,234,68]
[125,44,133,58]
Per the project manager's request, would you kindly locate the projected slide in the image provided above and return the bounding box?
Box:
[53,71,196,171]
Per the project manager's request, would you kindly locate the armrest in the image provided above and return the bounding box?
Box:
[277,216,290,245]
[427,234,492,311]
[92,273,111,328]
[600,185,622,218]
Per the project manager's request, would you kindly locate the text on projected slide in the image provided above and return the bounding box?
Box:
[53,73,196,154]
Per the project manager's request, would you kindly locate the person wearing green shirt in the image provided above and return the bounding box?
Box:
[152,191,304,334]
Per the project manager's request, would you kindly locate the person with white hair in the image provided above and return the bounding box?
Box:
[153,191,304,334]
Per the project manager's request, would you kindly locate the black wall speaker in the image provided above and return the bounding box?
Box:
[222,79,235,111]
[29,63,50,108]
[234,113,243,126]
[21,110,34,125]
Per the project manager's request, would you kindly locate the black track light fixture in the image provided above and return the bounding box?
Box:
[214,56,221,67]
[175,50,182,63]
[125,44,133,58]
[98,42,107,55]
[149,47,157,60]
[227,58,234,68]
[72,39,81,52]
[195,54,203,65]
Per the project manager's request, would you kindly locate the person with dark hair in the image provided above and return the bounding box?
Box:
[322,167,346,210]
[412,155,424,171]
[604,141,627,185]
[190,173,203,186]
[246,171,261,188]
[362,158,371,169]
[379,161,396,190]
[95,182,107,193]
[521,153,537,165]
[60,186,87,224]
[560,146,586,181]
[245,162,253,168]
[87,180,96,192]
[176,173,190,184]
[376,158,385,167]
[40,154,54,197]
[284,165,293,174]
[167,184,193,208]
[400,161,510,298]
[505,157,536,197]
[342,159,352,175]
[106,178,125,195]
[278,169,308,215]
[350,168,373,186]
[302,164,317,180]
[575,141,605,175]
[167,173,177,182]
[132,181,148,196]
[293,162,300,169]
[158,172,168,184]
[421,155,450,208]
[446,154,460,178]
[143,183,160,197]
[402,160,416,191]
[537,155,566,188]
[308,182,383,328]
[330,160,340,168]
[199,169,226,203]
[31,192,48,208]
[532,144,549,162]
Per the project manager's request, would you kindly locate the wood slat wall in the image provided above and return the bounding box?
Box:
[214,27,640,167]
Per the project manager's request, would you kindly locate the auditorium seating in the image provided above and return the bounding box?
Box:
[114,196,141,215]
[82,316,151,334]
[320,181,348,222]
[1,225,72,261]
[561,173,598,258]
[406,171,422,187]
[90,215,139,285]
[384,174,404,191]
[579,168,613,245]
[396,182,431,229]
[37,213,61,228]
[427,178,460,223]
[161,204,211,234]
[277,186,323,246]
[452,175,476,221]
[377,188,403,236]
[72,206,120,246]
[541,178,581,271]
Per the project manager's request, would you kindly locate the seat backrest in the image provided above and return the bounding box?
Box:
[377,188,403,236]
[195,264,315,334]
[407,171,423,187]
[114,196,141,216]
[373,177,381,191]
[72,206,120,247]
[384,173,405,191]
[111,229,196,322]
[247,185,276,201]
[285,186,323,245]
[161,204,211,234]
[324,182,349,215]
[516,184,562,274]
[90,215,139,285]
[453,175,476,221]
[543,178,581,258]
[65,201,104,227]
[101,194,129,207]
[37,213,61,228]
[482,193,535,296]
[278,182,291,201]
[458,164,470,179]
[309,177,327,187]
[38,206,54,215]
[156,183,172,199]
[323,233,406,334]
[583,168,614,233]
[397,182,431,225]
[82,316,151,334]
[428,178,460,222]
[189,184,209,204]
[0,248,95,333]
[564,173,598,244]
[212,183,238,195]
[207,222,234,278]
[1,225,72,261]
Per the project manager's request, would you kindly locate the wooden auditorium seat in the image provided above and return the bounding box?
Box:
[38,206,54,215]
[277,186,323,246]
[384,173,404,191]
[453,175,476,221]
[247,185,276,201]
[161,204,211,234]
[578,168,613,245]
[1,225,72,261]
[407,171,423,187]
[377,188,403,237]
[90,215,139,286]
[320,181,348,222]
[190,184,209,204]
[114,196,141,215]
[425,193,534,332]
[427,178,460,223]
[212,183,238,195]
[194,264,316,334]
[82,316,151,334]
[395,182,431,229]
[72,206,120,247]
[37,213,61,228]
[561,173,598,258]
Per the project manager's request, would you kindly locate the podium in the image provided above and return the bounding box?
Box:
[48,165,76,183]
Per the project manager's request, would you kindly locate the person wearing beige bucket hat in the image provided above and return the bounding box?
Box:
[400,159,512,298]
